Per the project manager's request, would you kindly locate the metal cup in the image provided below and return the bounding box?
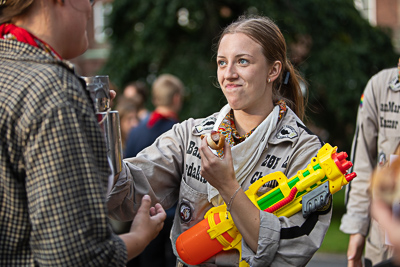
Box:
[82,75,123,177]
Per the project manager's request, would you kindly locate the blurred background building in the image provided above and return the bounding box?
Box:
[70,0,113,76]
[73,0,400,76]
[355,0,400,52]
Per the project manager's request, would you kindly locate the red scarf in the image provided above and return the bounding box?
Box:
[0,23,62,60]
[147,110,178,128]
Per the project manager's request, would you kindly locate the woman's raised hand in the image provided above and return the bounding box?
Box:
[199,137,238,196]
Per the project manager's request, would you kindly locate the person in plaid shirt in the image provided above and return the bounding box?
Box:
[0,0,166,266]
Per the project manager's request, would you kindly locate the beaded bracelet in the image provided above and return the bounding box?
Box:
[226,185,241,212]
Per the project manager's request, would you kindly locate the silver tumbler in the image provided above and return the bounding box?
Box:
[82,75,123,178]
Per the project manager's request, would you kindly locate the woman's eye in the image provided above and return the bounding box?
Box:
[238,59,249,64]
[218,60,227,67]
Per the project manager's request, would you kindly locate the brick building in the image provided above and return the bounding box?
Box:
[355,0,400,52]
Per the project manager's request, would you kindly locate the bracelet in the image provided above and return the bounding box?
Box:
[226,186,241,212]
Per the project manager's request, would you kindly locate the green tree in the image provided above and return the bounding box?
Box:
[102,0,398,152]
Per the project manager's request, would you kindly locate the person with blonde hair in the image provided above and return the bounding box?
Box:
[125,74,184,158]
[0,0,166,265]
[108,15,328,267]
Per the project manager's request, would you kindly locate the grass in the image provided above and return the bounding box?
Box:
[318,188,350,254]
[319,217,349,253]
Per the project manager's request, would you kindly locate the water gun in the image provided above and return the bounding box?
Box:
[175,143,356,267]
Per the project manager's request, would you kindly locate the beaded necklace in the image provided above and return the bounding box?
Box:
[216,100,287,157]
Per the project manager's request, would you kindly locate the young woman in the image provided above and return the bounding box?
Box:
[0,0,166,266]
[108,15,329,267]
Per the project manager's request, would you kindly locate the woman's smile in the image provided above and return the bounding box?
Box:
[224,83,242,90]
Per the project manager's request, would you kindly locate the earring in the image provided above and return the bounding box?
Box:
[268,78,271,83]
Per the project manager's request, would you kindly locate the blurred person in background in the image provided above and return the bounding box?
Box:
[340,61,400,267]
[115,96,140,152]
[0,0,166,265]
[125,73,185,267]
[125,74,184,158]
[123,80,150,121]
[107,15,330,267]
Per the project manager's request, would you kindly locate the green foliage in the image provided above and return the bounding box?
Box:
[319,216,349,253]
[101,0,398,152]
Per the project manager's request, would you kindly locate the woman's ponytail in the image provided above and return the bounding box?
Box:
[273,60,307,121]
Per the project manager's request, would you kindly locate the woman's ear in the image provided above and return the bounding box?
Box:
[268,61,282,83]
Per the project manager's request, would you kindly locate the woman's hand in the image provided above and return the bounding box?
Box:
[199,137,260,252]
[199,137,237,195]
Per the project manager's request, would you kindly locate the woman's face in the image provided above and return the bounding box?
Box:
[60,0,93,59]
[217,33,273,114]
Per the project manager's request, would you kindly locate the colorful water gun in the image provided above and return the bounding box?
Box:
[175,143,356,267]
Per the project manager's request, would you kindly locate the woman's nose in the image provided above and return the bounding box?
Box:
[224,64,239,79]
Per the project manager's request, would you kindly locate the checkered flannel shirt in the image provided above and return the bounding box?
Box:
[0,39,127,266]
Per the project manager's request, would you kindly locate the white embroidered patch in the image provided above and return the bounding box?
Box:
[195,117,216,133]
[276,125,298,139]
[179,202,192,223]
[389,77,400,91]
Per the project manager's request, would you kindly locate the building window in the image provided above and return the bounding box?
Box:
[93,1,113,44]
